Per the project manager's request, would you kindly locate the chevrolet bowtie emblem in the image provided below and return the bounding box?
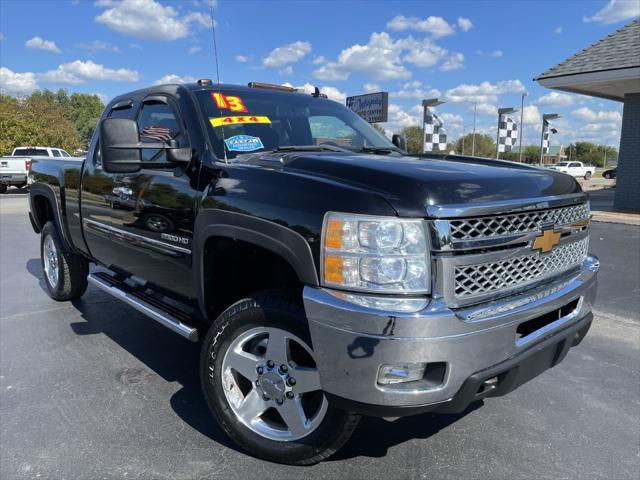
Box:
[532,228,561,254]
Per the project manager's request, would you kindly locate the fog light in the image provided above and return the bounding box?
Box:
[377,363,427,385]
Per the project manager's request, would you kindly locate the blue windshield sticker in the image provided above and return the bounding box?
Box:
[224,135,264,152]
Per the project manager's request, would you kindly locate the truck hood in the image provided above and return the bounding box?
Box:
[254,152,582,217]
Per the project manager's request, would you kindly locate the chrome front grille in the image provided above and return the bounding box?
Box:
[449,203,590,241]
[431,196,591,307]
[453,237,589,299]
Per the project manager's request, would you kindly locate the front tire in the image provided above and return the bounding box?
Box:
[200,292,360,465]
[0,185,7,194]
[40,221,89,301]
[584,171,592,180]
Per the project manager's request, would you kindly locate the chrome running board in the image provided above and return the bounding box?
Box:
[88,272,199,342]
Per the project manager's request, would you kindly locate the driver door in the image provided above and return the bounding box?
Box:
[108,95,198,297]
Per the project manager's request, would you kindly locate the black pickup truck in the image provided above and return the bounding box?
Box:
[28,80,598,465]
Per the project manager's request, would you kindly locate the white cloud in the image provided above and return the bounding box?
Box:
[583,0,640,24]
[554,26,563,34]
[445,80,526,107]
[384,103,421,131]
[475,103,497,116]
[314,32,411,81]
[188,45,202,55]
[522,105,541,124]
[154,74,197,85]
[0,32,5,41]
[386,15,455,38]
[314,32,458,82]
[403,38,448,67]
[312,56,326,65]
[440,53,465,71]
[262,41,311,68]
[40,60,140,84]
[363,83,380,93]
[490,50,503,58]
[129,43,142,50]
[536,92,575,107]
[392,80,441,99]
[440,112,464,124]
[95,0,213,41]
[0,67,39,94]
[79,40,120,53]
[278,65,294,75]
[457,17,473,31]
[282,82,347,103]
[25,36,61,53]
[571,107,622,123]
[235,54,249,63]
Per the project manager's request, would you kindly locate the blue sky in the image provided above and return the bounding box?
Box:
[1,0,638,148]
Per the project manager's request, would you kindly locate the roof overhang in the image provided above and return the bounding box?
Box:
[536,67,640,102]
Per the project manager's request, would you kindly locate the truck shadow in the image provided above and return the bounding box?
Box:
[331,402,483,461]
[25,257,480,462]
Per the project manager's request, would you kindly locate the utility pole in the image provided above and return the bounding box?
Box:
[518,92,528,162]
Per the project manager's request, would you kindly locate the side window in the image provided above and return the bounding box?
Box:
[60,150,71,157]
[137,100,184,163]
[570,162,580,167]
[309,116,362,148]
[52,149,61,157]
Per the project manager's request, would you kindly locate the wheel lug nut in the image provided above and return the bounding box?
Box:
[287,377,296,386]
[266,360,275,369]
[276,399,283,405]
[286,391,294,399]
[256,366,264,375]
[279,364,288,373]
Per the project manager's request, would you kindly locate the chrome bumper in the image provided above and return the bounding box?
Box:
[303,255,598,410]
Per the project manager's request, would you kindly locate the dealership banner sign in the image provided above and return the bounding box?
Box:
[346,92,389,123]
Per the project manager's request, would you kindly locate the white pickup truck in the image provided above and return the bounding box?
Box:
[548,161,596,180]
[0,147,79,193]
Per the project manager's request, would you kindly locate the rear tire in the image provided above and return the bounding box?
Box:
[603,173,610,179]
[200,292,360,465]
[584,171,592,180]
[0,185,7,194]
[40,221,89,301]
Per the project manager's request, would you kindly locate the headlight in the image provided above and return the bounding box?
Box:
[321,213,430,293]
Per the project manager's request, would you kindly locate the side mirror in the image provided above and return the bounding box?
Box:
[99,118,192,173]
[392,134,407,151]
[100,118,141,173]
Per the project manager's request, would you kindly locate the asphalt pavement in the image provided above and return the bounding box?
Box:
[1,192,638,480]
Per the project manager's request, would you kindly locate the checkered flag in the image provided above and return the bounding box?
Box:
[424,108,447,152]
[541,119,550,154]
[498,116,518,153]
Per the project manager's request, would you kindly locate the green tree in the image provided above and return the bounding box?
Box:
[400,126,424,154]
[452,133,496,158]
[0,93,82,154]
[0,89,104,155]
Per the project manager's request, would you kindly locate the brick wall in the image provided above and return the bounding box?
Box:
[614,93,640,211]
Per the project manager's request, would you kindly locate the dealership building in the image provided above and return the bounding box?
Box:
[535,19,640,211]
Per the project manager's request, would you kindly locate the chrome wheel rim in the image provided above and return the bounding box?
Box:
[43,235,59,288]
[221,326,328,441]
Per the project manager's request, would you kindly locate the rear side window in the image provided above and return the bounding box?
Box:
[52,149,61,157]
[14,148,48,156]
[60,150,71,157]
[570,162,581,167]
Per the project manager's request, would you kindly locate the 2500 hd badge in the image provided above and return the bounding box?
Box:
[27,80,598,465]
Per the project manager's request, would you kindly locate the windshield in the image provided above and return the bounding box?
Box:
[194,88,395,159]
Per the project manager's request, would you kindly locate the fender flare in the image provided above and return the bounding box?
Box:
[193,209,319,319]
[29,183,76,252]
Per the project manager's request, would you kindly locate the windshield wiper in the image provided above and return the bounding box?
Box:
[272,145,352,153]
[358,146,402,155]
